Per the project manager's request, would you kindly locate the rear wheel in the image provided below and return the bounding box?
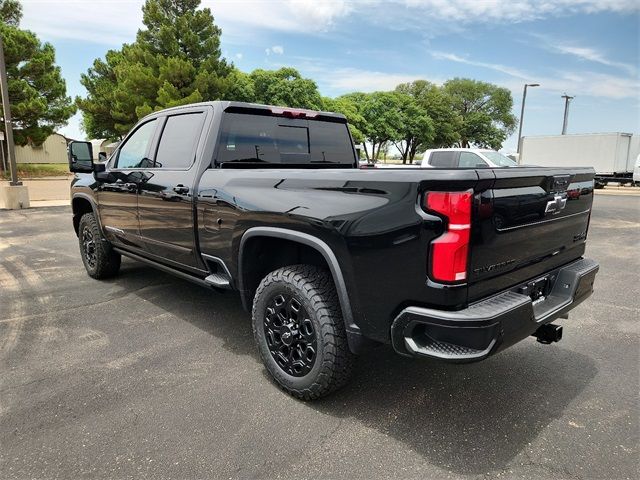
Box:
[252,265,355,400]
[78,212,121,279]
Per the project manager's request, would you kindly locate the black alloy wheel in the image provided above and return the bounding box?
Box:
[252,264,355,400]
[263,292,317,377]
[77,212,121,279]
[81,226,97,269]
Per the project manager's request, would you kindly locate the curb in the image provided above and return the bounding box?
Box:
[594,189,640,196]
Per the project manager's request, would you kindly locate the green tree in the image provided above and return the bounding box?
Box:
[224,69,255,103]
[396,80,460,149]
[443,78,516,149]
[78,50,125,139]
[0,0,75,151]
[248,68,323,110]
[78,0,230,139]
[346,92,404,162]
[390,93,434,163]
[322,95,366,144]
[0,0,21,26]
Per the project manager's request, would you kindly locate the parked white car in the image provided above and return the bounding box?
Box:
[633,154,640,186]
[421,148,518,168]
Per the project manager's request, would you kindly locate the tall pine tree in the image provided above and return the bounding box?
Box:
[79,0,230,139]
[0,0,75,148]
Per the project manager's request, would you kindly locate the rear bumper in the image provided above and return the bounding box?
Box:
[391,257,599,362]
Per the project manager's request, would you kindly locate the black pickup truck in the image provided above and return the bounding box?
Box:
[68,101,599,399]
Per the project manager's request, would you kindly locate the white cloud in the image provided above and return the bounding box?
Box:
[21,0,142,45]
[312,66,445,93]
[268,45,284,55]
[502,71,639,100]
[265,46,284,56]
[530,34,637,75]
[235,53,243,60]
[20,0,639,47]
[19,0,352,46]
[398,0,638,23]
[204,0,351,41]
[431,52,530,79]
[432,50,639,99]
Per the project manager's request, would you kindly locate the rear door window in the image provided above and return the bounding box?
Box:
[154,112,206,169]
[429,151,458,167]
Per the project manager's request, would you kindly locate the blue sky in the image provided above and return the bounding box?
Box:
[19,0,640,152]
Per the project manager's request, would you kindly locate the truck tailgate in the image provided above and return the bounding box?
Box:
[468,167,595,301]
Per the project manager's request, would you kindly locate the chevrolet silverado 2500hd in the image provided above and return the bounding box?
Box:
[68,101,599,399]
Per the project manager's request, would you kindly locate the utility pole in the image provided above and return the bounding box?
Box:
[561,93,574,135]
[0,35,29,209]
[0,133,6,172]
[0,34,20,186]
[516,83,540,157]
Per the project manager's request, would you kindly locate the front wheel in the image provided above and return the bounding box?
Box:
[252,265,355,400]
[78,212,121,279]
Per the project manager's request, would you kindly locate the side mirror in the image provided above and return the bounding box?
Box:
[68,141,94,173]
[93,162,114,182]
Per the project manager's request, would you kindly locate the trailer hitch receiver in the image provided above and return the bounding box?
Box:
[533,323,563,344]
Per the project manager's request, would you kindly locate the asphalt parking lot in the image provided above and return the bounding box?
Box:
[1,195,638,479]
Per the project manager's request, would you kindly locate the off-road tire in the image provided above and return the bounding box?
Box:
[252,265,355,400]
[78,212,121,279]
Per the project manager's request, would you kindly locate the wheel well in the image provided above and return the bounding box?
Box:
[72,197,94,236]
[239,236,329,311]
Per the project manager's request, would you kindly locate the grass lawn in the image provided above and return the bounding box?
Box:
[1,163,70,179]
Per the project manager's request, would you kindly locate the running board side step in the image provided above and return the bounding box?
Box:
[204,273,231,289]
[201,254,233,290]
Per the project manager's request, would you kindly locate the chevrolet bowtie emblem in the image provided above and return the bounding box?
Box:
[545,194,567,214]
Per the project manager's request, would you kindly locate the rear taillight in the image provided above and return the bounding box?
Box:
[425,191,473,283]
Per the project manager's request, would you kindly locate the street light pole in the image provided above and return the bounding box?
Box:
[516,83,540,157]
[561,93,574,135]
[0,34,21,186]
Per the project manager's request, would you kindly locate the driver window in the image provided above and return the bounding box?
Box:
[459,152,487,168]
[116,119,157,169]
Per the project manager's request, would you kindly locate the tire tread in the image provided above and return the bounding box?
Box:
[252,264,355,400]
[78,212,121,279]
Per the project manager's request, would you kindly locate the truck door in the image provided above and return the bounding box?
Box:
[136,111,208,272]
[98,118,159,250]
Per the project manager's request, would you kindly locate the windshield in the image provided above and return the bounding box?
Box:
[483,151,518,167]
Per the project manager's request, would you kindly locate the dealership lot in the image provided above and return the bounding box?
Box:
[0,196,638,479]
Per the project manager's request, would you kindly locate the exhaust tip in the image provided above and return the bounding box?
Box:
[533,323,563,344]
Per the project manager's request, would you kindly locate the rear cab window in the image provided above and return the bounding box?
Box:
[429,151,458,167]
[216,109,356,168]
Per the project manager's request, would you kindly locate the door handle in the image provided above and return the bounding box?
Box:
[173,184,189,194]
[124,182,138,192]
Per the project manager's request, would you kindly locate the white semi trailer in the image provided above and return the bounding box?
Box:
[520,133,639,188]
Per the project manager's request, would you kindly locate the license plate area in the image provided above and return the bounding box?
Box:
[517,274,556,304]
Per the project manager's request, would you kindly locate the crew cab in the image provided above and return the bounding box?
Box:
[68,101,599,399]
